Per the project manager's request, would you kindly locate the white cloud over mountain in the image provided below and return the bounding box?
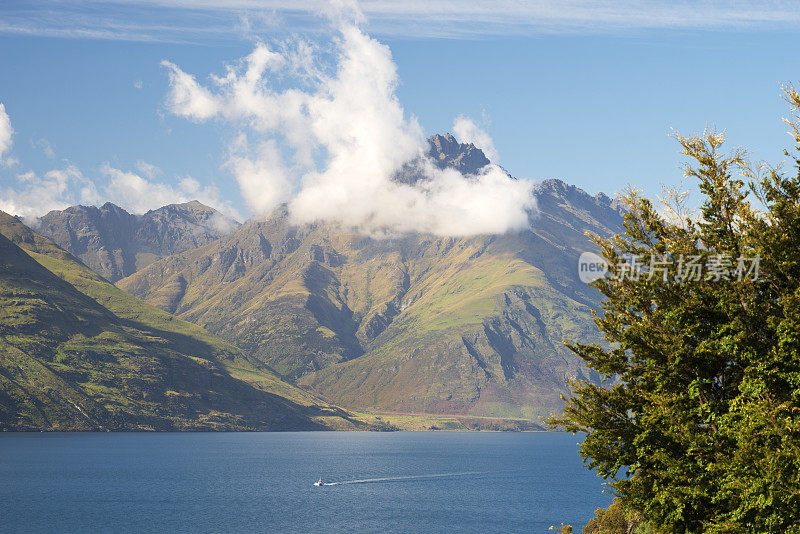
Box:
[101,164,239,217]
[0,103,13,163]
[0,157,238,221]
[162,4,534,236]
[0,2,533,233]
[0,87,243,221]
[0,166,98,220]
[453,115,499,163]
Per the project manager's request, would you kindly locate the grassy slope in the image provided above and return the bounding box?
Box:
[298,238,598,422]
[119,196,615,424]
[0,212,370,430]
[30,247,314,406]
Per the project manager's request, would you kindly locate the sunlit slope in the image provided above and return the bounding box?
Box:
[118,179,623,422]
[0,212,328,430]
[301,250,597,421]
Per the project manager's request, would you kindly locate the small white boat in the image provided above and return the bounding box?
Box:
[313,478,324,487]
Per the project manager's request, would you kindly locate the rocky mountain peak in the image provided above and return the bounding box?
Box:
[183,199,209,209]
[148,200,214,216]
[36,200,241,282]
[393,133,493,185]
[533,179,624,212]
[116,175,627,422]
[100,202,127,212]
[427,133,490,174]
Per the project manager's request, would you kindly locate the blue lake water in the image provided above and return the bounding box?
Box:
[0,432,612,533]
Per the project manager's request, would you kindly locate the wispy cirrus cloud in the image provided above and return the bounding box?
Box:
[2,1,800,42]
[0,2,255,43]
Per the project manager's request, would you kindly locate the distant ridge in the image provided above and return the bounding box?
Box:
[35,200,240,282]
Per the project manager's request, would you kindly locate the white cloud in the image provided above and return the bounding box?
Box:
[0,93,239,221]
[135,160,161,179]
[224,135,292,213]
[35,138,56,159]
[0,103,14,163]
[0,165,100,221]
[162,6,535,236]
[0,159,240,221]
[3,2,800,42]
[291,158,533,236]
[102,164,181,212]
[452,115,499,163]
[161,60,221,120]
[101,163,240,217]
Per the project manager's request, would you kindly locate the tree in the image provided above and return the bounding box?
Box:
[583,499,649,534]
[549,87,800,532]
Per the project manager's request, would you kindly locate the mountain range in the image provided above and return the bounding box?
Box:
[1,135,625,430]
[0,211,369,430]
[35,200,240,282]
[116,138,625,423]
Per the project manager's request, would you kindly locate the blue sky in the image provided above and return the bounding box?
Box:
[1,1,799,226]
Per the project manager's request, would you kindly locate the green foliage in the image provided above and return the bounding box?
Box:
[549,87,800,532]
[583,499,652,534]
[0,215,327,431]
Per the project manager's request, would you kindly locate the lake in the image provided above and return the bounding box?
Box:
[0,432,612,533]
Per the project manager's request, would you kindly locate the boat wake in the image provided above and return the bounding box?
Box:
[322,472,483,486]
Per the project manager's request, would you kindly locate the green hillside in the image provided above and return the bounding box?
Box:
[118,179,624,423]
[0,212,359,430]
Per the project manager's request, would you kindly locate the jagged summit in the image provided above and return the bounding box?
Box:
[427,133,491,174]
[100,201,128,212]
[393,133,493,185]
[36,200,240,282]
[146,199,215,215]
